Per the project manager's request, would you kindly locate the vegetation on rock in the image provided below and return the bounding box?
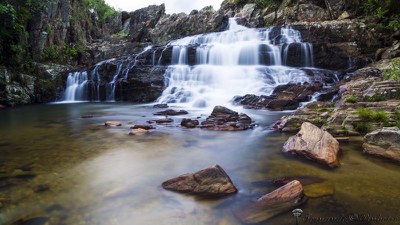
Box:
[384,58,400,82]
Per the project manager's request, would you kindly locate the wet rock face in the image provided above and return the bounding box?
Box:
[233,82,324,111]
[162,165,237,197]
[154,109,188,116]
[200,106,253,131]
[114,66,166,102]
[363,127,400,163]
[181,119,199,128]
[235,180,306,224]
[283,122,340,167]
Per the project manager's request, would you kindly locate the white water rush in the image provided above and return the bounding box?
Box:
[157,18,313,109]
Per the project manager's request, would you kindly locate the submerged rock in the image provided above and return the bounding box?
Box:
[363,127,400,163]
[153,103,169,108]
[304,183,335,198]
[154,109,189,116]
[252,175,325,188]
[283,122,340,167]
[147,118,173,124]
[130,124,155,130]
[162,165,237,197]
[200,106,252,131]
[181,118,199,128]
[129,128,149,135]
[235,180,306,224]
[105,121,122,127]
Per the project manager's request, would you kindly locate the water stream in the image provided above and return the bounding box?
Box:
[0,103,399,225]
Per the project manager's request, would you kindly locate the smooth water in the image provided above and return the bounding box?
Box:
[0,103,400,225]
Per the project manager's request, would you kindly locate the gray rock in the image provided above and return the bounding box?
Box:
[162,165,237,197]
[363,127,400,163]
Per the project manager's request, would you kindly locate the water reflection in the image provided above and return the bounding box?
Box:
[0,103,399,225]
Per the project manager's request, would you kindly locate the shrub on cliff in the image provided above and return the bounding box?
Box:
[384,58,400,82]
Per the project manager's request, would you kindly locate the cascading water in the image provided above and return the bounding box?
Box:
[157,18,313,109]
[63,47,152,102]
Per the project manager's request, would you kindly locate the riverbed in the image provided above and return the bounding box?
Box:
[0,103,399,225]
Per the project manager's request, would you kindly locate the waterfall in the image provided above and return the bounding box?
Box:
[63,47,152,102]
[64,71,88,102]
[157,18,314,109]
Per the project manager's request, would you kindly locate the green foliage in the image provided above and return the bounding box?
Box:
[365,93,386,102]
[112,31,129,37]
[41,42,85,63]
[344,95,357,103]
[0,0,49,65]
[84,0,117,24]
[393,110,400,121]
[357,107,388,122]
[352,122,373,135]
[229,0,282,8]
[384,58,400,82]
[362,0,400,30]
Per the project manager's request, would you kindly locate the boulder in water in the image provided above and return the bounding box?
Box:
[130,124,155,130]
[154,109,189,116]
[235,180,306,224]
[129,128,150,135]
[162,165,237,197]
[105,121,122,127]
[147,118,174,124]
[153,103,169,108]
[181,118,199,128]
[363,127,400,163]
[283,122,340,167]
[200,106,252,131]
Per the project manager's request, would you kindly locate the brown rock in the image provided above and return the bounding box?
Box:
[363,127,400,163]
[105,121,122,127]
[153,103,169,108]
[129,128,149,135]
[283,122,340,167]
[181,118,199,128]
[162,165,237,197]
[235,180,306,224]
[154,109,188,116]
[200,106,252,131]
[130,124,155,130]
[147,118,174,124]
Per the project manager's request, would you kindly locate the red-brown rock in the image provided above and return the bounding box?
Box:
[283,122,340,167]
[235,180,306,224]
[162,165,237,197]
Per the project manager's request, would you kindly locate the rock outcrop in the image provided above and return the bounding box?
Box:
[363,127,400,163]
[162,165,237,197]
[154,109,189,116]
[235,180,306,224]
[181,119,200,128]
[200,106,253,131]
[283,122,340,167]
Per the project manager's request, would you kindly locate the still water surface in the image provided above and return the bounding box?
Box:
[0,103,399,225]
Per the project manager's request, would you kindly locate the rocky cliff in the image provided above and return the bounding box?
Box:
[0,0,398,107]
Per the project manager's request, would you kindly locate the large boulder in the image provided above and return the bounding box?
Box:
[200,106,253,131]
[363,127,400,163]
[235,180,306,224]
[283,122,340,167]
[161,165,237,197]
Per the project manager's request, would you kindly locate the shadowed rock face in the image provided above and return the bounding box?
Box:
[181,119,200,128]
[161,165,237,197]
[153,109,188,116]
[363,127,400,163]
[283,122,340,167]
[235,180,306,224]
[200,106,253,131]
